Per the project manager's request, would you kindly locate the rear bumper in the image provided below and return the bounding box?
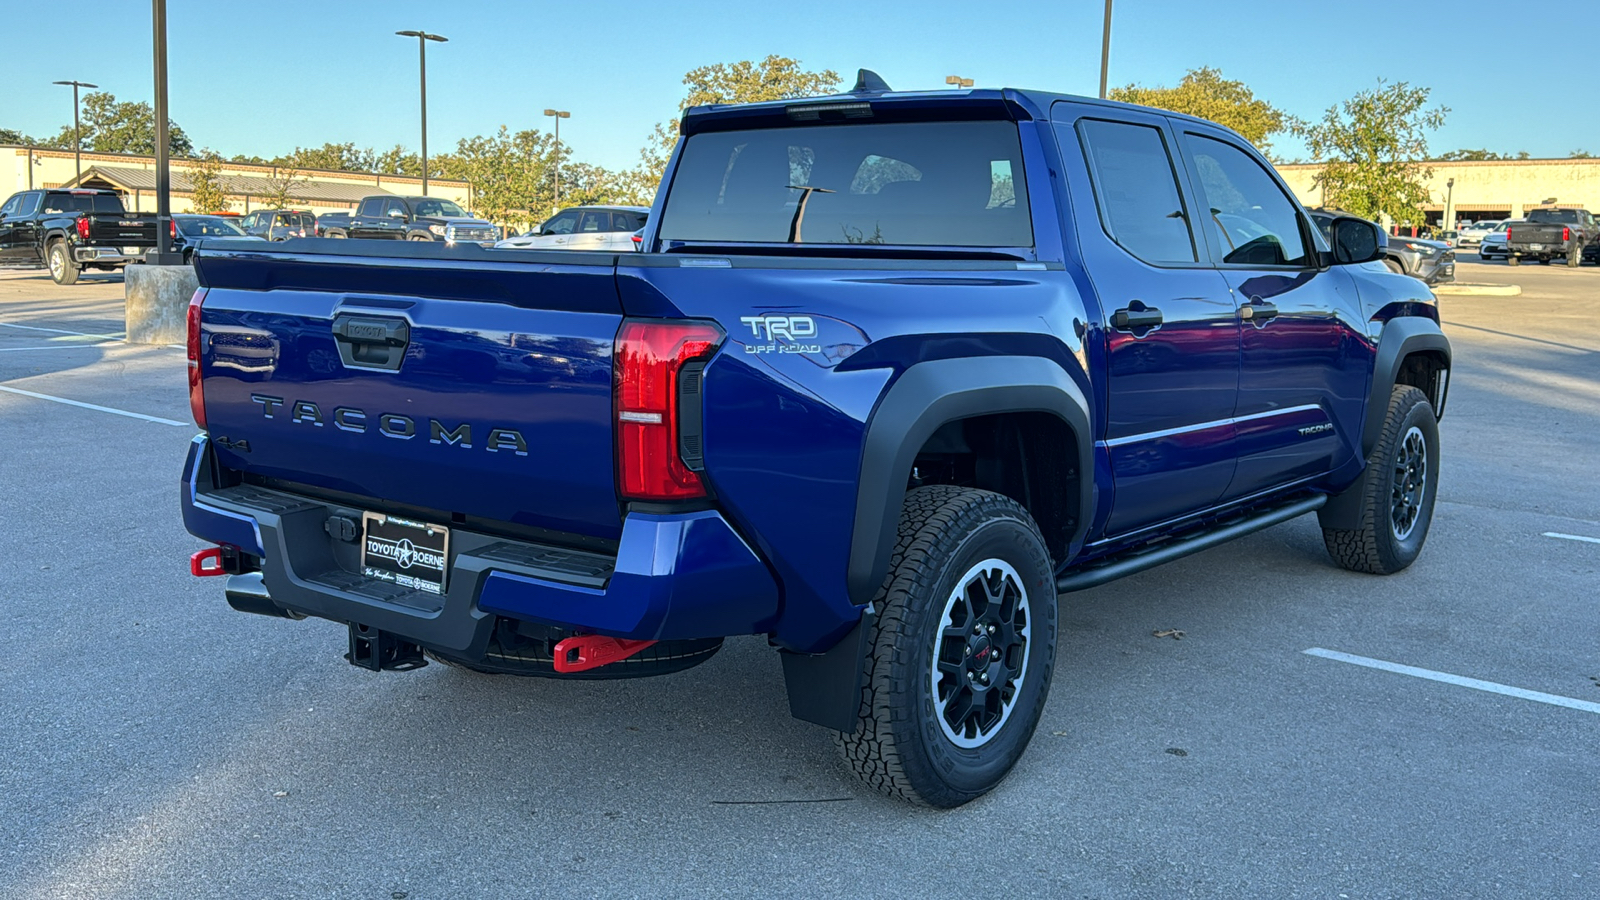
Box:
[180,436,780,652]
[74,246,148,265]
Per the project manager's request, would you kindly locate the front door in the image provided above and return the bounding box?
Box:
[1175,128,1370,500]
[1054,105,1242,538]
[0,193,21,259]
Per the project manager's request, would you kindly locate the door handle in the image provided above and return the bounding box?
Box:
[1110,306,1163,330]
[1238,302,1279,322]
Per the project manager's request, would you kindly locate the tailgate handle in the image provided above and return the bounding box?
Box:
[332,314,409,371]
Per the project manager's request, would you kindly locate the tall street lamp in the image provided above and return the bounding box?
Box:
[1098,0,1114,99]
[52,79,98,181]
[396,30,447,195]
[945,75,973,89]
[544,109,570,208]
[1443,177,1456,232]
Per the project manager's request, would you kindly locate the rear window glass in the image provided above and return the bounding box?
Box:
[42,193,125,214]
[659,121,1032,248]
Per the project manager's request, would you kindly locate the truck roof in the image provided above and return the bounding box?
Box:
[682,87,1239,139]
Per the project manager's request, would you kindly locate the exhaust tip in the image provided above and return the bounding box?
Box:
[225,573,302,619]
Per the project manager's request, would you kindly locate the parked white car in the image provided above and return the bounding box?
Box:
[495,206,649,251]
[1456,220,1502,246]
[1477,220,1520,259]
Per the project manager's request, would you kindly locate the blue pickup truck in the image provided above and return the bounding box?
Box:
[181,73,1450,807]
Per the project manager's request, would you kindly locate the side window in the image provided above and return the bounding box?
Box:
[357,199,379,217]
[0,194,20,217]
[1185,134,1310,267]
[1075,119,1198,264]
[384,199,408,217]
[578,211,609,233]
[18,192,42,216]
[543,212,579,235]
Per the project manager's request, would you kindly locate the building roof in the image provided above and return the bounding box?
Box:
[59,164,393,204]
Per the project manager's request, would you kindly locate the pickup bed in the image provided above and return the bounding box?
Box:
[0,188,157,284]
[1505,207,1597,266]
[182,73,1451,807]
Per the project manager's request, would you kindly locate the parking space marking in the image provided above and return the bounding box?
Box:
[0,344,119,352]
[0,385,188,427]
[1544,532,1600,545]
[1304,648,1600,715]
[0,321,126,340]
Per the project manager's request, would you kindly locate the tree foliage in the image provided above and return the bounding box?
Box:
[186,150,231,213]
[1299,80,1448,227]
[1110,67,1291,153]
[261,167,306,209]
[1,127,37,145]
[431,126,558,229]
[633,55,843,200]
[1572,149,1594,159]
[1435,148,1529,161]
[43,92,193,157]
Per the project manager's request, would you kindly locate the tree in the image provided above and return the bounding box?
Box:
[434,126,558,229]
[1110,67,1291,153]
[44,91,193,157]
[1,127,37,145]
[1435,148,1531,161]
[261,167,306,209]
[1572,149,1594,159]
[1298,80,1448,227]
[375,145,423,177]
[186,150,231,213]
[275,142,377,172]
[633,55,843,200]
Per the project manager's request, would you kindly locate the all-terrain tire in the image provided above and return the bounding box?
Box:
[1568,244,1584,268]
[836,485,1057,808]
[1321,386,1440,575]
[48,241,79,285]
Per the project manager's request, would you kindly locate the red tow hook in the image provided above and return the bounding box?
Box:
[551,634,657,673]
[190,546,227,577]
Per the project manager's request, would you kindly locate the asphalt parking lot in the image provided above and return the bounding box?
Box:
[2,256,1597,899]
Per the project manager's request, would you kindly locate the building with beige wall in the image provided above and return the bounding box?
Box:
[1276,157,1600,226]
[2,145,470,215]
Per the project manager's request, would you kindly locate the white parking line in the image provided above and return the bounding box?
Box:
[1543,532,1600,545]
[0,344,119,352]
[1304,647,1600,715]
[0,384,188,427]
[0,321,125,340]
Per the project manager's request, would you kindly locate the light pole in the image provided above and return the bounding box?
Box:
[945,75,973,89]
[1098,0,1114,99]
[544,109,570,208]
[396,30,447,195]
[52,79,98,182]
[1443,177,1456,232]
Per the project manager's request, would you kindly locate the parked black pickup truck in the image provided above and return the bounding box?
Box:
[314,195,497,245]
[1505,207,1596,267]
[0,188,159,284]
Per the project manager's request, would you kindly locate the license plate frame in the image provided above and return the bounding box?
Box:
[361,512,451,595]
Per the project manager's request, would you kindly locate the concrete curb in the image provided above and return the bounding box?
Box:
[1433,282,1522,297]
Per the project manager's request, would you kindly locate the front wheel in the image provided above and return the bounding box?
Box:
[837,486,1057,808]
[409,234,433,242]
[1383,258,1405,275]
[1321,386,1440,575]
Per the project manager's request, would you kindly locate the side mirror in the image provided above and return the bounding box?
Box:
[528,224,542,235]
[387,209,406,218]
[1330,216,1384,265]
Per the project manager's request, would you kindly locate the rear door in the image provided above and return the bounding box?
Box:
[1053,103,1242,536]
[195,247,627,540]
[569,210,613,251]
[1174,125,1369,499]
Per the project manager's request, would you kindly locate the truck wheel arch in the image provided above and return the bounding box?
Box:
[846,356,1094,606]
[1362,317,1451,458]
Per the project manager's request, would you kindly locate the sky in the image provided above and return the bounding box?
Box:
[2,0,1595,171]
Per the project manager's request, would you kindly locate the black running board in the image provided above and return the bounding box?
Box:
[1055,494,1327,593]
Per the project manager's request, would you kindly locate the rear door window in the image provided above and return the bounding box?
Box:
[1076,119,1198,264]
[658,120,1033,248]
[578,211,611,233]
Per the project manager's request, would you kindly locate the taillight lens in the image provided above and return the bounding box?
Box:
[1563,226,1571,242]
[169,219,177,239]
[615,319,723,500]
[187,288,208,429]
[75,217,89,239]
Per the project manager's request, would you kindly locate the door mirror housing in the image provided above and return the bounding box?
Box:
[387,208,407,218]
[1329,216,1385,265]
[527,224,542,235]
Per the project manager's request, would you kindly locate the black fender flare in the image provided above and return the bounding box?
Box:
[846,355,1094,607]
[1360,316,1451,457]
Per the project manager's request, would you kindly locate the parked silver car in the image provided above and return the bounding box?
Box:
[1457,220,1502,246]
[1477,219,1521,260]
[495,206,649,252]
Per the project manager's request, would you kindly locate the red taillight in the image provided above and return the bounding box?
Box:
[614,319,723,500]
[1562,226,1571,242]
[169,219,177,239]
[187,288,208,429]
[75,217,89,239]
[1505,227,1512,242]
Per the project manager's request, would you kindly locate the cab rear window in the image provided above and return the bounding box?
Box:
[659,121,1032,248]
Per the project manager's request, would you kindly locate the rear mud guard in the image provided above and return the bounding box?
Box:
[779,608,873,732]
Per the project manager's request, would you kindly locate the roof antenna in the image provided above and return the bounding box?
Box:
[852,69,892,93]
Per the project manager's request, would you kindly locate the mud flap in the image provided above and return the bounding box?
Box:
[779,608,873,732]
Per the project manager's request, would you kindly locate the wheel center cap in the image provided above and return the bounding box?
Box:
[968,636,994,667]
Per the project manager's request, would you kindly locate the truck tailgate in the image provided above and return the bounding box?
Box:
[86,213,157,246]
[194,244,625,541]
[1507,223,1565,246]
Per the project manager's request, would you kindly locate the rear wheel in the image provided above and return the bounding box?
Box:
[837,486,1057,808]
[1568,244,1583,267]
[1508,255,1520,266]
[1321,386,1440,575]
[47,241,79,285]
